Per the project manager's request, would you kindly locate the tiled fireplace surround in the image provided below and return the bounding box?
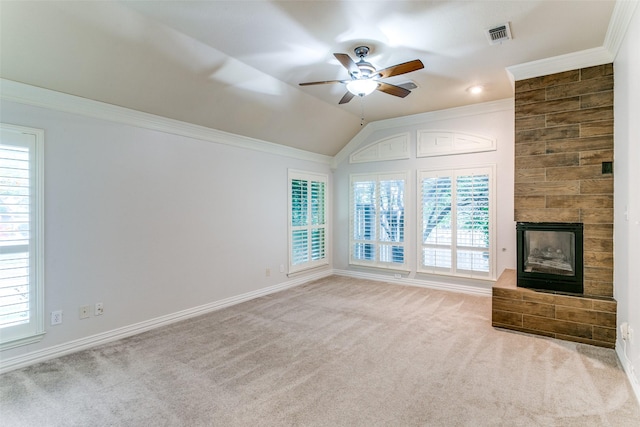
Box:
[492,64,616,348]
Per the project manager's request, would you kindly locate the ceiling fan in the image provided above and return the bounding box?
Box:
[299,46,424,105]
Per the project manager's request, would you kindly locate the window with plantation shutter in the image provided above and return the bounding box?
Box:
[350,172,407,270]
[420,174,453,270]
[0,124,45,350]
[418,166,494,279]
[288,170,328,273]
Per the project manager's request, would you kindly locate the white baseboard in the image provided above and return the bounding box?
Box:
[616,339,640,406]
[0,269,332,374]
[332,269,492,296]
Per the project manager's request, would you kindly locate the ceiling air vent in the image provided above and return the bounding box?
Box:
[397,81,418,90]
[486,22,512,45]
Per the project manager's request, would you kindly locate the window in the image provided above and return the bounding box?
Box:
[288,170,328,273]
[0,124,45,350]
[418,166,494,279]
[350,172,407,269]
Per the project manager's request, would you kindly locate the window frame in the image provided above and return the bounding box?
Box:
[0,123,45,350]
[349,171,408,271]
[287,170,329,274]
[417,165,495,280]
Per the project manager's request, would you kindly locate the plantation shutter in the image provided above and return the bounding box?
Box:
[0,125,45,349]
[378,179,405,263]
[290,178,308,265]
[351,179,376,262]
[456,172,490,273]
[350,173,407,269]
[420,174,452,271]
[419,167,494,279]
[310,180,326,261]
[288,171,328,273]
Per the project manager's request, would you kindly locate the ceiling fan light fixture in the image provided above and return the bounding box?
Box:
[299,45,422,104]
[346,79,378,96]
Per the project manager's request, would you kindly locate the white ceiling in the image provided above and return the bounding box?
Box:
[0,1,616,156]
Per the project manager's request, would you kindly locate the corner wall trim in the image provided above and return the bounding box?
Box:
[0,269,332,374]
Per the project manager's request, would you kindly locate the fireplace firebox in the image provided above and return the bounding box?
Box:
[516,222,583,294]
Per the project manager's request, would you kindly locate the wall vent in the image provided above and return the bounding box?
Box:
[486,22,512,45]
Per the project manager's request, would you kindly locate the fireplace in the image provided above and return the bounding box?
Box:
[516,222,584,294]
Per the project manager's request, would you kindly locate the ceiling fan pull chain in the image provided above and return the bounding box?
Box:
[360,96,365,126]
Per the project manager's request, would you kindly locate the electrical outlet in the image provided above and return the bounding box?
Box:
[79,305,90,319]
[265,268,271,277]
[51,310,63,325]
[95,302,104,316]
[621,322,631,341]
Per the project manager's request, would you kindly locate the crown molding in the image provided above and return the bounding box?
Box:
[506,0,638,84]
[505,47,614,84]
[0,79,332,165]
[331,98,513,169]
[605,0,640,56]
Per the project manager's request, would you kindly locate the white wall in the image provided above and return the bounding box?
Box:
[0,96,332,366]
[332,100,515,293]
[614,2,640,394]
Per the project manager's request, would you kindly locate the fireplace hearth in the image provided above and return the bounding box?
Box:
[516,222,584,294]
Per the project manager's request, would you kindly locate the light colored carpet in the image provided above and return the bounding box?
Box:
[1,275,639,426]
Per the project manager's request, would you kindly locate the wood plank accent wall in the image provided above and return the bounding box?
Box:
[492,270,616,348]
[514,64,614,297]
[493,64,616,348]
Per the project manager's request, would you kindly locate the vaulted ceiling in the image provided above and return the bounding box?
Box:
[0,1,616,156]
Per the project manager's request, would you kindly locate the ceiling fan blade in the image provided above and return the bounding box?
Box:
[299,80,346,86]
[338,91,356,104]
[377,82,412,98]
[376,59,424,79]
[334,53,359,75]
